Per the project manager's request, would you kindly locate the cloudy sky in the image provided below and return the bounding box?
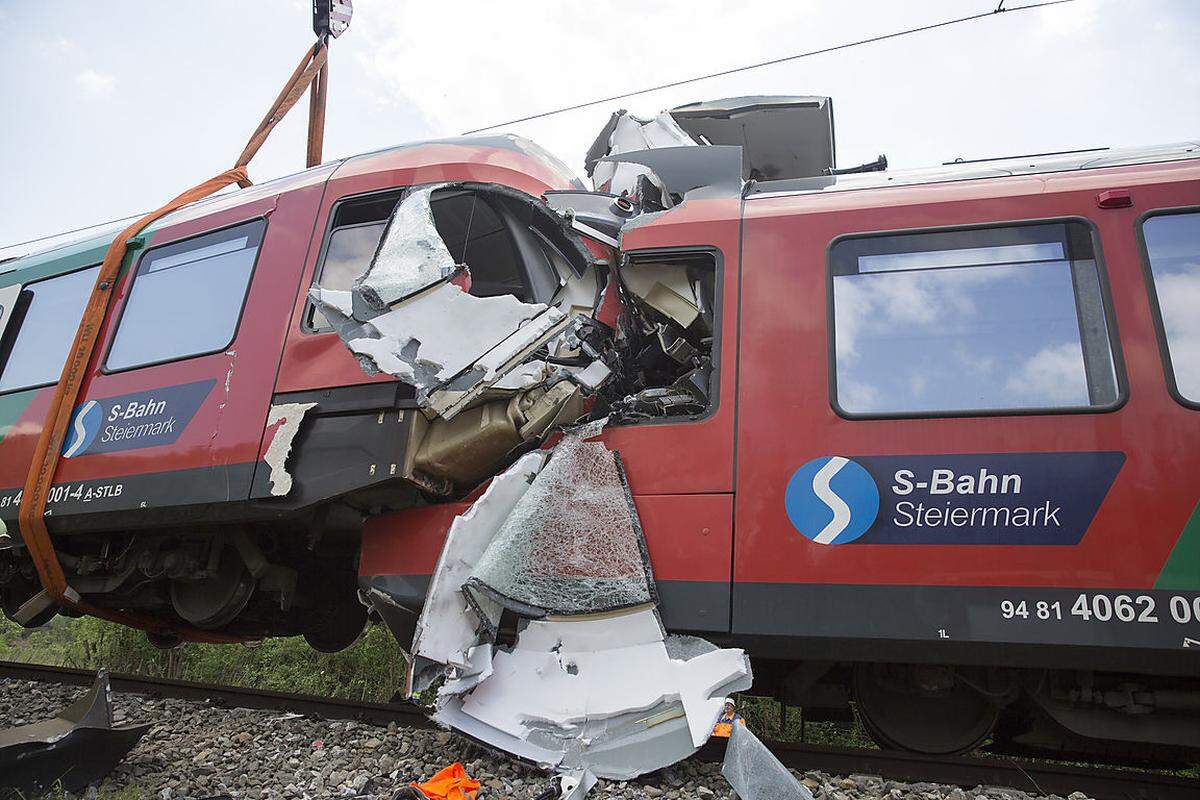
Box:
[1,0,1197,249]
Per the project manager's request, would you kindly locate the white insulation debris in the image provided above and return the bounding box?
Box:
[354,185,457,310]
[410,451,549,687]
[412,422,752,784]
[262,402,316,496]
[308,187,572,421]
[591,112,696,199]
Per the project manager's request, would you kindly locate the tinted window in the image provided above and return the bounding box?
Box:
[0,266,100,393]
[1142,211,1200,404]
[106,220,264,371]
[830,222,1119,415]
[309,221,387,328]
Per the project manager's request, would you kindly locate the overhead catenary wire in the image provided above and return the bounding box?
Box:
[0,0,1073,256]
[462,0,1075,135]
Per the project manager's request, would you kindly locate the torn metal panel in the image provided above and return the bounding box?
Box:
[352,185,457,316]
[589,112,697,201]
[597,145,743,203]
[721,721,815,800]
[262,402,317,496]
[670,96,836,181]
[401,421,753,785]
[421,305,570,419]
[542,191,640,242]
[410,451,548,689]
[311,182,602,423]
[463,421,655,618]
[0,670,154,798]
[445,607,752,780]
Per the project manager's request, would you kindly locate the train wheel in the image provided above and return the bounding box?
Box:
[853,663,998,755]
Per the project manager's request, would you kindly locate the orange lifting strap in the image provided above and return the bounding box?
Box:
[15,40,330,643]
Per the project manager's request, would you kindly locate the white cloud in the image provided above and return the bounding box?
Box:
[834,267,1003,362]
[838,378,883,412]
[76,69,116,97]
[1003,342,1089,407]
[1155,267,1200,400]
[46,37,75,53]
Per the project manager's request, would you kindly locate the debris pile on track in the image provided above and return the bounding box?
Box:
[1,678,1105,800]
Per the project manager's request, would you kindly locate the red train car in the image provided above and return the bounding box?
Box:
[1,104,1197,761]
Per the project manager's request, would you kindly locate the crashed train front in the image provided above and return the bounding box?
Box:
[0,132,729,652]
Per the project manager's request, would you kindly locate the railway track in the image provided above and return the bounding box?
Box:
[2,659,1196,800]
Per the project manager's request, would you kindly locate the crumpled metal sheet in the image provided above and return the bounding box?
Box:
[0,670,154,798]
[409,451,549,692]
[352,185,457,315]
[721,722,814,800]
[463,420,655,618]
[402,420,753,786]
[308,186,572,420]
[590,112,697,201]
[432,606,752,781]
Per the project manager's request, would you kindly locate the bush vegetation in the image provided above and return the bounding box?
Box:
[0,615,408,702]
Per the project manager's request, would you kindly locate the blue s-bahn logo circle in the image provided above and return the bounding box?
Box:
[785,456,880,545]
[61,400,102,459]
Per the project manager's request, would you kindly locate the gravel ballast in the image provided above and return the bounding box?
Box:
[1,677,1100,800]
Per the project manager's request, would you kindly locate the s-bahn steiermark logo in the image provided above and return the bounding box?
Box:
[61,400,103,458]
[784,452,1125,546]
[785,457,880,544]
[60,380,215,459]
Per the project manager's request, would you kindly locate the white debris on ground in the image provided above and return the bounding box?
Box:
[0,678,1106,800]
[410,422,752,785]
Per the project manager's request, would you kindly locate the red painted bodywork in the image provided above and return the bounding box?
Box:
[734,161,1199,592]
[3,136,1196,655]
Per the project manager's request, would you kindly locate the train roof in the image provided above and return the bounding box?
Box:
[0,134,579,284]
[745,140,1200,198]
[3,135,1197,285]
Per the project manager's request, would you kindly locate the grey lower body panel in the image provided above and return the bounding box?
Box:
[364,574,730,633]
[733,583,1200,652]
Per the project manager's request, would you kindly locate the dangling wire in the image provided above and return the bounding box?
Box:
[460,192,478,268]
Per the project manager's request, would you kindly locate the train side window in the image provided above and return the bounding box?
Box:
[828,221,1121,416]
[105,220,266,372]
[0,266,101,394]
[307,186,557,329]
[1141,210,1200,406]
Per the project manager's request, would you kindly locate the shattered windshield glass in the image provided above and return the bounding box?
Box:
[465,420,655,617]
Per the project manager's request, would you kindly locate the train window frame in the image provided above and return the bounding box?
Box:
[0,264,103,396]
[612,245,726,428]
[0,284,20,347]
[1136,205,1200,411]
[102,218,267,374]
[825,217,1128,420]
[302,183,563,333]
[303,186,407,332]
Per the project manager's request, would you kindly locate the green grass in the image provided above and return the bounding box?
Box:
[21,784,145,800]
[1,615,408,702]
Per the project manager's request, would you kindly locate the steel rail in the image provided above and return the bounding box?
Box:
[0,659,431,730]
[3,660,1196,800]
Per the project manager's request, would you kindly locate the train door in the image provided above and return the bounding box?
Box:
[0,175,329,525]
[732,166,1200,663]
[603,199,743,633]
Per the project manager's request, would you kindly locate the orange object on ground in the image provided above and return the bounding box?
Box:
[411,763,481,800]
